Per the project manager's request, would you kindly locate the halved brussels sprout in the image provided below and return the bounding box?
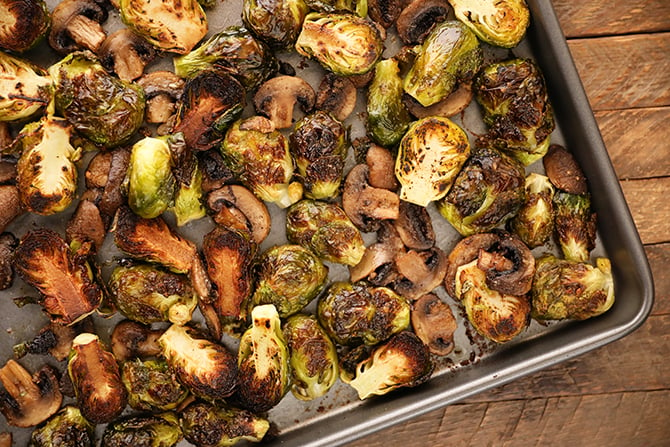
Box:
[0,51,52,122]
[126,136,175,219]
[0,0,50,52]
[367,58,411,148]
[553,191,597,263]
[449,0,530,48]
[508,173,555,248]
[243,0,309,49]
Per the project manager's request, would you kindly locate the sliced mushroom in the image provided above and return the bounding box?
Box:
[14,319,94,361]
[253,75,316,129]
[0,124,12,153]
[366,143,399,191]
[66,199,106,249]
[110,320,164,362]
[315,73,357,121]
[86,147,130,228]
[84,150,112,190]
[98,28,157,82]
[543,144,588,194]
[0,232,17,290]
[0,432,10,447]
[0,185,22,233]
[404,81,473,119]
[411,293,457,355]
[137,71,185,125]
[206,184,271,245]
[369,0,404,28]
[444,232,500,298]
[396,0,451,45]
[49,0,108,54]
[350,240,398,283]
[394,247,448,300]
[0,160,15,185]
[342,164,400,232]
[394,200,435,250]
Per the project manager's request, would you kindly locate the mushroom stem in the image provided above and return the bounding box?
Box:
[66,14,107,52]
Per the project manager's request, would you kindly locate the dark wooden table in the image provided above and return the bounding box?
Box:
[349,1,670,446]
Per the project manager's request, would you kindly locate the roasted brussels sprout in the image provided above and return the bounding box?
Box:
[242,0,309,49]
[305,0,367,16]
[68,333,128,424]
[101,413,182,447]
[531,254,615,321]
[109,264,197,326]
[317,281,410,346]
[14,228,103,325]
[295,12,384,76]
[172,160,206,226]
[290,111,348,200]
[474,58,555,165]
[0,0,50,52]
[395,116,471,207]
[126,136,175,219]
[0,51,52,121]
[159,324,238,401]
[508,173,555,248]
[121,358,189,411]
[403,20,482,107]
[15,114,80,215]
[236,304,290,412]
[29,405,95,447]
[553,191,597,263]
[120,0,207,54]
[346,331,433,399]
[221,116,300,208]
[286,199,366,266]
[49,52,145,148]
[437,146,526,236]
[449,0,530,48]
[180,401,270,447]
[284,314,339,400]
[366,58,411,147]
[174,26,278,90]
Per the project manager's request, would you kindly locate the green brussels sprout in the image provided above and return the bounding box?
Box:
[180,401,270,447]
[29,405,95,447]
[236,304,290,412]
[531,254,615,321]
[49,52,145,148]
[290,111,348,200]
[121,358,189,411]
[0,51,51,121]
[120,0,207,54]
[174,27,278,90]
[284,314,339,400]
[366,58,411,148]
[101,413,182,447]
[0,0,50,53]
[126,136,175,219]
[243,0,309,49]
[286,199,366,266]
[508,173,555,248]
[305,0,367,16]
[449,0,530,48]
[221,116,300,208]
[403,20,482,107]
[68,333,128,424]
[109,264,197,326]
[395,116,471,207]
[317,281,410,346]
[437,147,526,236]
[346,331,433,399]
[553,191,597,263]
[295,12,384,76]
[15,114,80,215]
[251,244,328,317]
[474,58,555,165]
[172,162,206,226]
[158,324,238,401]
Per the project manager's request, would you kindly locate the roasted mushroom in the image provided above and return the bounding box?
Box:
[136,71,185,126]
[253,75,316,130]
[98,28,157,82]
[393,246,448,300]
[365,143,399,191]
[110,320,164,362]
[49,0,108,54]
[404,81,474,119]
[207,184,271,245]
[394,200,435,250]
[396,0,450,44]
[342,164,400,232]
[66,199,106,249]
[411,293,457,355]
[0,0,50,53]
[0,186,22,233]
[315,72,357,121]
[368,0,403,28]
[0,233,17,291]
[543,144,588,195]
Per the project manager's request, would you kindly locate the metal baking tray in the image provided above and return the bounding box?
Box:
[0,0,654,445]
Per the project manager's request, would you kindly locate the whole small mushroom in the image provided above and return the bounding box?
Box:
[49,0,109,54]
[254,75,316,129]
[411,293,457,355]
[0,185,22,233]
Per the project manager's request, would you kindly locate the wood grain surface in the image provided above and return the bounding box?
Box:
[348,1,670,446]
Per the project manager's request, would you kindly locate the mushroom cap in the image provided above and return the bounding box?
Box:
[315,73,357,121]
[342,164,400,232]
[207,184,271,245]
[411,293,457,355]
[110,320,164,363]
[49,0,108,54]
[98,28,157,82]
[254,75,316,129]
[396,0,451,45]
[543,144,588,194]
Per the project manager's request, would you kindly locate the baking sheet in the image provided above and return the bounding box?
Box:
[0,0,654,445]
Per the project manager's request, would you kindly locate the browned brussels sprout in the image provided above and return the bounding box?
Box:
[437,147,526,236]
[158,324,238,401]
[531,254,615,321]
[474,58,555,165]
[180,401,270,447]
[14,228,103,325]
[403,20,482,107]
[0,51,52,122]
[243,0,309,49]
[236,304,290,412]
[508,173,555,248]
[295,12,385,76]
[317,281,410,346]
[553,191,597,263]
[0,0,50,52]
[284,314,339,400]
[346,331,433,399]
[121,358,189,411]
[286,199,366,266]
[449,0,530,48]
[101,412,182,447]
[29,405,95,447]
[68,333,128,424]
[305,0,367,16]
[366,58,411,148]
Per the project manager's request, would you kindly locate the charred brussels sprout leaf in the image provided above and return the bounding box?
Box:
[366,58,411,148]
[347,331,433,399]
[305,0,367,16]
[101,413,182,447]
[449,0,530,48]
[243,0,309,49]
[29,405,95,447]
[0,51,52,121]
[395,116,471,207]
[49,52,145,148]
[0,0,50,53]
[403,20,482,107]
[121,358,189,411]
[284,314,339,400]
[508,173,555,248]
[172,158,206,226]
[295,12,384,76]
[437,147,526,236]
[126,136,175,219]
[553,191,597,263]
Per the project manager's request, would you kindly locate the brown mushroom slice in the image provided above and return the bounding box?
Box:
[98,148,131,228]
[396,0,451,45]
[206,184,271,245]
[110,320,164,362]
[66,199,106,249]
[253,75,316,129]
[315,73,357,121]
[444,232,500,299]
[0,432,10,447]
[342,164,400,232]
[394,200,435,250]
[49,0,108,54]
[349,241,397,283]
[0,360,62,428]
[411,293,457,355]
[84,150,112,190]
[98,29,157,82]
[476,231,535,296]
[366,143,399,191]
[0,159,16,184]
[369,0,404,28]
[404,81,473,119]
[137,71,185,125]
[543,144,588,194]
[0,185,22,233]
[394,247,448,300]
[0,232,17,290]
